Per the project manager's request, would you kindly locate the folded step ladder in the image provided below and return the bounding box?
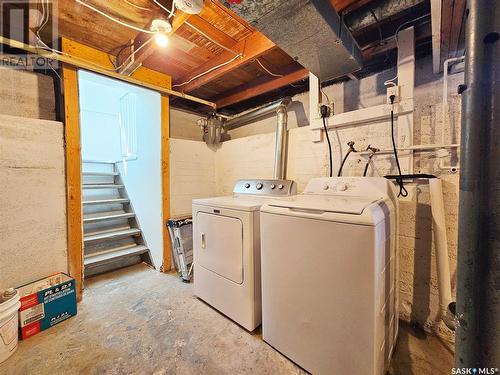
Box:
[167,217,193,282]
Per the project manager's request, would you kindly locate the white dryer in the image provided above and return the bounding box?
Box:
[260,177,399,375]
[192,179,296,331]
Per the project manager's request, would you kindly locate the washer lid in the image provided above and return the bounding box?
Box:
[265,195,380,215]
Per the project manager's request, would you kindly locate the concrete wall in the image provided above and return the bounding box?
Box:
[169,139,216,217]
[170,108,203,141]
[0,67,56,121]
[170,56,462,342]
[0,114,67,289]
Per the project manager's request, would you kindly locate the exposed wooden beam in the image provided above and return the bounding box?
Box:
[119,11,191,76]
[215,68,309,108]
[431,0,442,73]
[174,31,276,93]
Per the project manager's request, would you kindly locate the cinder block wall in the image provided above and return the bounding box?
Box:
[0,68,67,289]
[170,56,462,342]
[0,67,56,121]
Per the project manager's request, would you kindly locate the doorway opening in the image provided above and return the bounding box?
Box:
[78,70,163,278]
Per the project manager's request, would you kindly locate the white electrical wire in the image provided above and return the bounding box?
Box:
[76,0,155,34]
[255,58,283,78]
[173,53,242,87]
[124,0,152,11]
[114,36,154,71]
[383,13,431,88]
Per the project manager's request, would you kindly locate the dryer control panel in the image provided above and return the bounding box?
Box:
[233,179,297,196]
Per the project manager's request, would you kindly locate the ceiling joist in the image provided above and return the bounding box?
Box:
[173,31,276,93]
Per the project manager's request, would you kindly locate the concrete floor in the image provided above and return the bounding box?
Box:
[1,264,454,375]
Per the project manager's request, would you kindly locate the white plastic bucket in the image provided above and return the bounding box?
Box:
[0,289,21,364]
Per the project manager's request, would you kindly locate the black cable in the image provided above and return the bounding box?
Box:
[389,95,408,197]
[338,150,352,177]
[322,116,333,177]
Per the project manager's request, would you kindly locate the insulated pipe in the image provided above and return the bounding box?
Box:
[455,0,500,368]
[429,178,457,330]
[274,103,288,179]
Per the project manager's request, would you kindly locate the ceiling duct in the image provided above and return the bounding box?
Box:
[223,0,363,81]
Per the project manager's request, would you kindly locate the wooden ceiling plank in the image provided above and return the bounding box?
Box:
[215,68,309,108]
[173,31,276,93]
[186,15,238,50]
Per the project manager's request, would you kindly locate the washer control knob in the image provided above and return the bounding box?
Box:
[337,183,348,191]
[256,183,264,190]
[244,183,251,188]
[278,184,285,190]
[323,184,329,190]
[270,184,276,190]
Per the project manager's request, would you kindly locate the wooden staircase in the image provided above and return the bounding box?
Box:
[82,162,152,277]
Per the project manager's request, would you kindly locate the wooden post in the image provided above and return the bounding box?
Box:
[62,63,83,301]
[160,95,172,272]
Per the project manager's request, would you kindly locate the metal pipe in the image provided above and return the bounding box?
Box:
[455,0,500,368]
[223,98,291,130]
[274,103,289,179]
[0,36,216,108]
[429,178,457,330]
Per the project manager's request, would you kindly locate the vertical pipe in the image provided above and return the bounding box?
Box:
[455,0,500,368]
[429,178,456,330]
[273,99,291,179]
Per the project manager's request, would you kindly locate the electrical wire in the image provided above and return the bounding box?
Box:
[172,53,242,88]
[114,37,154,71]
[322,116,333,177]
[320,85,330,104]
[389,96,408,197]
[383,13,431,88]
[75,0,155,34]
[124,0,152,11]
[255,58,283,78]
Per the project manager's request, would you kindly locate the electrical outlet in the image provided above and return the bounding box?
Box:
[386,85,400,104]
[317,102,334,117]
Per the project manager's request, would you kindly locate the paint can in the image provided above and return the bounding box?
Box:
[0,288,21,363]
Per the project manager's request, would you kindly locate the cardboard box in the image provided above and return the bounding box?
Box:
[17,273,77,339]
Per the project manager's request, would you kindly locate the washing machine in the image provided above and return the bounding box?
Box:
[260,177,399,375]
[192,179,296,331]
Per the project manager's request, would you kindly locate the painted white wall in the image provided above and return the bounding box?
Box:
[78,71,164,269]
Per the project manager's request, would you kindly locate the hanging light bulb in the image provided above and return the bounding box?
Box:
[150,18,172,48]
[155,32,169,47]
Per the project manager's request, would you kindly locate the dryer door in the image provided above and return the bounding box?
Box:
[196,212,243,284]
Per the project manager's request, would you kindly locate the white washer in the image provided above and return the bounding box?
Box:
[260,177,399,375]
[192,179,296,331]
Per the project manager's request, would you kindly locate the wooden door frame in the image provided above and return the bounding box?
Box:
[61,38,172,301]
